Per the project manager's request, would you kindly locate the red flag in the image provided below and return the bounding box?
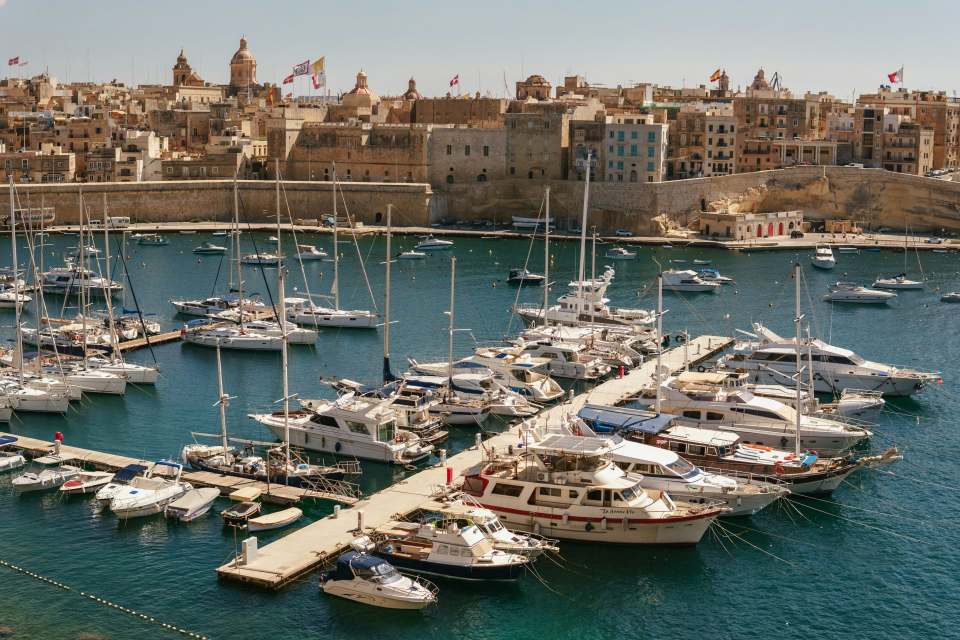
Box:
[709,68,722,82]
[887,67,903,83]
[7,56,19,66]
[282,73,294,85]
[285,92,293,99]
[449,74,459,87]
[311,73,322,90]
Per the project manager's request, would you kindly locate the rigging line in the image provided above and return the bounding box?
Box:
[277,176,315,311]
[719,519,825,549]
[788,497,923,543]
[234,189,279,322]
[209,251,225,298]
[336,183,378,313]
[872,468,958,492]
[799,266,824,340]
[112,236,158,365]
[505,194,546,339]
[711,521,799,568]
[709,522,734,557]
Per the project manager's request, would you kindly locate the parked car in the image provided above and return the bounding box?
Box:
[615,229,632,237]
[926,237,945,244]
[790,230,805,238]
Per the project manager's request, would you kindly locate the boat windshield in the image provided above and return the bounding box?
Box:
[621,482,645,502]
[666,457,698,479]
[377,420,396,443]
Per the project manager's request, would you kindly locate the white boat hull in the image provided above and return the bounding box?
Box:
[184,333,282,351]
[287,310,378,329]
[65,372,127,395]
[741,366,927,397]
[322,579,434,610]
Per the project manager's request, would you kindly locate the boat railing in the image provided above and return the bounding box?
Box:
[334,460,363,476]
[698,465,783,487]
[301,473,363,502]
[410,574,440,600]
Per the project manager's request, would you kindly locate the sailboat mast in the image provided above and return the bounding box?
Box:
[793,262,803,458]
[102,194,120,363]
[8,178,23,380]
[806,325,815,397]
[276,162,291,474]
[447,256,456,390]
[79,188,88,368]
[382,205,394,382]
[332,163,340,311]
[215,343,228,454]
[654,271,663,415]
[590,228,597,327]
[233,177,243,330]
[576,152,592,303]
[543,186,549,323]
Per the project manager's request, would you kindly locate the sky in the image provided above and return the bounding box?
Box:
[1,0,958,101]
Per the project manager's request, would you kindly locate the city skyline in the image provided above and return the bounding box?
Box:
[1,0,959,98]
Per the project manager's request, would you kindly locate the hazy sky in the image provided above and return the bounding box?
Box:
[2,0,958,100]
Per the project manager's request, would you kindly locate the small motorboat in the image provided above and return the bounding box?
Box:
[95,463,149,503]
[697,268,735,285]
[247,506,303,532]
[165,487,221,522]
[693,259,712,265]
[212,231,228,237]
[178,230,198,235]
[12,463,80,492]
[240,253,282,266]
[824,282,896,304]
[941,291,960,303]
[0,435,25,472]
[60,470,114,495]
[398,250,427,260]
[221,501,262,526]
[193,242,227,255]
[297,244,328,261]
[837,247,860,254]
[137,233,169,246]
[109,460,192,519]
[811,245,836,269]
[320,549,438,610]
[662,269,720,292]
[414,236,454,251]
[268,235,280,242]
[605,246,636,260]
[507,268,545,285]
[872,274,923,290]
[0,289,32,308]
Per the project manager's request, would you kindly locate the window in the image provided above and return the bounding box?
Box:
[483,145,489,157]
[617,161,624,170]
[586,489,602,502]
[617,131,624,141]
[538,486,561,497]
[608,145,614,153]
[609,131,614,139]
[346,421,370,435]
[446,145,452,155]
[682,410,701,419]
[465,145,471,156]
[708,124,714,132]
[631,131,638,139]
[647,147,655,158]
[706,412,724,421]
[647,132,656,142]
[617,145,624,157]
[509,166,515,175]
[647,161,655,172]
[568,490,579,499]
[630,144,637,156]
[491,483,523,497]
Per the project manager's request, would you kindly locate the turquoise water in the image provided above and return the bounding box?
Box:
[0,232,957,639]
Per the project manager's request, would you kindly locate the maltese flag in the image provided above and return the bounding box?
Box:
[887,66,903,83]
[449,74,459,87]
[7,56,19,66]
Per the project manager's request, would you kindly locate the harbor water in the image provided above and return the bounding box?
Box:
[1,232,958,639]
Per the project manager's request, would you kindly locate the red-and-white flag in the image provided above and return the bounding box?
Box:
[887,66,903,83]
[292,60,310,76]
[285,92,293,99]
[449,74,459,87]
[311,73,325,90]
[7,56,19,66]
[282,73,294,85]
[709,68,722,82]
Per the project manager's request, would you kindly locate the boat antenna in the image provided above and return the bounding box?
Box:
[382,204,396,383]
[793,262,803,459]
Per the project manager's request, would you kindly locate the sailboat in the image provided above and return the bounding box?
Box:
[286,163,378,329]
[873,223,923,289]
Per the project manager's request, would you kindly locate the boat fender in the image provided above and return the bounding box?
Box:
[334,441,342,453]
[774,461,785,476]
[696,365,706,373]
[584,521,594,532]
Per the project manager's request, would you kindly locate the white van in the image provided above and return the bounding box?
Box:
[107,216,130,229]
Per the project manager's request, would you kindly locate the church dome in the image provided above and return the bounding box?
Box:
[231,37,255,64]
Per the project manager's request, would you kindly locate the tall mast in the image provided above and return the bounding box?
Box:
[215,342,228,455]
[102,193,120,363]
[590,228,597,327]
[793,262,803,458]
[8,178,23,380]
[332,163,340,311]
[446,256,457,392]
[78,187,88,368]
[382,204,393,383]
[576,152,592,306]
[233,177,244,330]
[276,161,291,474]
[542,187,549,323]
[654,271,663,415]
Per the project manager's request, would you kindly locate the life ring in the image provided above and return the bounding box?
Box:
[774,461,785,476]
[696,365,706,373]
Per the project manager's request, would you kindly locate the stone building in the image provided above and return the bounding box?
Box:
[411,96,507,127]
[666,109,706,179]
[228,37,257,97]
[327,70,385,123]
[0,143,75,183]
[505,111,567,180]
[568,120,606,181]
[603,114,668,183]
[429,126,507,185]
[699,210,803,240]
[703,108,736,176]
[148,108,211,151]
[85,146,122,182]
[161,151,243,180]
[516,74,552,100]
[856,87,959,169]
[172,50,206,87]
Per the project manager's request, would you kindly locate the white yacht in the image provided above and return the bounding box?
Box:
[0,289,31,309]
[401,373,539,419]
[84,357,160,385]
[170,295,264,318]
[216,317,318,344]
[513,267,654,328]
[661,269,720,293]
[45,365,127,395]
[872,273,923,290]
[285,297,379,329]
[420,499,560,558]
[95,463,149,504]
[181,323,283,351]
[250,393,434,464]
[109,460,192,519]
[409,351,564,403]
[605,246,636,260]
[240,253,282,266]
[719,322,939,396]
[460,435,725,544]
[811,245,836,269]
[0,379,69,413]
[657,371,872,455]
[320,550,438,610]
[824,282,896,304]
[520,324,646,369]
[514,340,611,380]
[12,458,81,492]
[296,244,328,261]
[41,266,122,297]
[414,236,454,251]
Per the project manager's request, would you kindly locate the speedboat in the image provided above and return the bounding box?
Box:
[285,297,379,329]
[515,340,611,380]
[221,501,262,526]
[109,460,192,519]
[824,282,896,304]
[320,550,438,610]
[506,268,545,284]
[419,500,559,558]
[942,291,960,303]
[414,236,453,251]
[247,507,303,532]
[95,463,149,504]
[872,274,923,290]
[12,463,81,492]
[296,244,328,261]
[662,269,720,292]
[696,268,735,285]
[60,470,114,495]
[164,487,221,522]
[240,253,282,266]
[605,246,636,260]
[811,245,836,269]
[410,351,564,403]
[398,250,427,260]
[0,435,25,472]
[193,242,227,255]
[137,234,168,246]
[719,322,939,396]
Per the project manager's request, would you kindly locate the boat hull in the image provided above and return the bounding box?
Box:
[372,551,526,581]
[321,579,434,609]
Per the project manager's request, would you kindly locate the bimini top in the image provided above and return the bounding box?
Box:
[0,435,17,447]
[334,551,396,581]
[528,434,612,457]
[114,463,148,482]
[578,404,675,435]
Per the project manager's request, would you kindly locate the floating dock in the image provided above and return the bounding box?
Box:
[0,434,358,506]
[215,335,732,589]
